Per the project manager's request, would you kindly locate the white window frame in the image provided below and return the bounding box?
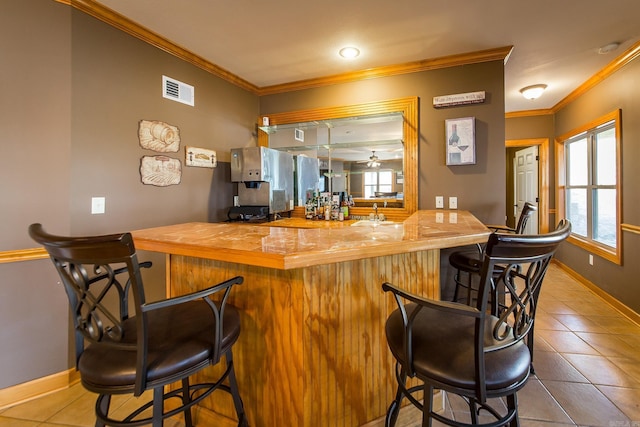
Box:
[556,109,622,265]
[363,169,394,198]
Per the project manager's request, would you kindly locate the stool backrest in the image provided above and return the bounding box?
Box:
[515,202,537,234]
[28,224,146,362]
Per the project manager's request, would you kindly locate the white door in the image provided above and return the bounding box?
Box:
[514,146,539,234]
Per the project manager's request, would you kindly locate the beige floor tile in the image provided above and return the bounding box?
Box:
[589,316,640,335]
[536,313,570,331]
[596,385,640,421]
[564,299,621,317]
[45,392,97,427]
[553,314,611,333]
[536,329,599,355]
[608,356,640,384]
[531,334,556,352]
[0,384,88,422]
[0,417,41,426]
[518,379,573,424]
[537,299,578,315]
[519,420,575,426]
[563,353,640,388]
[530,351,589,383]
[544,380,630,426]
[575,332,640,359]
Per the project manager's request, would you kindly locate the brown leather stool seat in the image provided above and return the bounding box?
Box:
[79,300,240,392]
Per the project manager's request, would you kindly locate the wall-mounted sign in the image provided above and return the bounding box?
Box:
[185,146,217,168]
[433,91,486,108]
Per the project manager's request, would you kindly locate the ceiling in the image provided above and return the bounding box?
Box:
[94,0,640,113]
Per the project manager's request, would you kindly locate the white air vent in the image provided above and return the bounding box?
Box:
[162,75,194,106]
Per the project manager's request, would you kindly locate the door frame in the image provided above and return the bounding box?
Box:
[505,138,549,233]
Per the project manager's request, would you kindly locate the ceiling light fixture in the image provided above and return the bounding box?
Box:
[598,42,620,55]
[339,47,360,59]
[519,84,547,100]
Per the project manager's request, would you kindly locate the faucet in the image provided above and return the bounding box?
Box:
[372,203,379,221]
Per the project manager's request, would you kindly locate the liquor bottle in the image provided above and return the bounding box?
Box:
[449,124,459,147]
[341,198,350,220]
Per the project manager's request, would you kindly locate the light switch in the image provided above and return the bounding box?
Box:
[449,197,458,209]
[91,197,105,214]
[435,196,444,209]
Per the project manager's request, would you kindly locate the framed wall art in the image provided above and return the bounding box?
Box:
[445,117,476,165]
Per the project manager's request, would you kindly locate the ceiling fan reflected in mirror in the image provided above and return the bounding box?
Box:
[365,151,381,168]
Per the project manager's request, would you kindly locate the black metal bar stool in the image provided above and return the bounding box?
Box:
[29,224,248,427]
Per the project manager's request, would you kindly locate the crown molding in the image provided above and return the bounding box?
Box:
[257,46,513,96]
[505,109,554,119]
[67,0,259,93]
[64,1,511,96]
[552,41,640,112]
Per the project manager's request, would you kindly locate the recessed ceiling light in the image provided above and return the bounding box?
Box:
[339,47,360,59]
[598,42,620,55]
[520,84,547,100]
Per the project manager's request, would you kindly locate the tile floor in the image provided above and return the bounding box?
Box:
[1,264,639,427]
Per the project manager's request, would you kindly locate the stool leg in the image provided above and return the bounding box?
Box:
[385,365,407,427]
[152,387,163,427]
[94,394,110,427]
[452,269,461,302]
[225,351,247,427]
[181,378,193,427]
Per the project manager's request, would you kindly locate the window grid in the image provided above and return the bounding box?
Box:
[364,170,393,198]
[562,115,620,263]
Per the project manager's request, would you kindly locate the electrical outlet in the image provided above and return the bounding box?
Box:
[589,254,594,265]
[91,197,105,214]
[449,197,458,209]
[435,196,444,209]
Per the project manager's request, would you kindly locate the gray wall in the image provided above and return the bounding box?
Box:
[0,0,258,389]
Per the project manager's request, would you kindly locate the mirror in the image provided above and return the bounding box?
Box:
[258,97,418,220]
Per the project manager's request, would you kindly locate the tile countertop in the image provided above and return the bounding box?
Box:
[132,210,490,270]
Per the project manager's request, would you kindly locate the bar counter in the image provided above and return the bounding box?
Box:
[132,210,489,427]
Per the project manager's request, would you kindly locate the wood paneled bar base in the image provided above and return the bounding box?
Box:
[132,210,489,427]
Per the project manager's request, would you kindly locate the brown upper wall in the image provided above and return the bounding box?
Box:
[260,60,507,225]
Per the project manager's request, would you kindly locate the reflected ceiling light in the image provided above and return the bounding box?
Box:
[339,46,360,59]
[520,84,547,100]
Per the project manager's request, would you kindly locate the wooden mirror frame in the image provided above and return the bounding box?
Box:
[258,96,418,220]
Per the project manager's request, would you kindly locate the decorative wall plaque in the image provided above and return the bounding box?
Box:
[140,155,182,186]
[138,120,180,153]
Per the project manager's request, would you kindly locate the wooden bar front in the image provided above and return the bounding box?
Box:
[132,211,490,426]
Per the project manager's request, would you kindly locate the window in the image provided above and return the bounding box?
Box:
[364,169,393,198]
[557,110,621,264]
